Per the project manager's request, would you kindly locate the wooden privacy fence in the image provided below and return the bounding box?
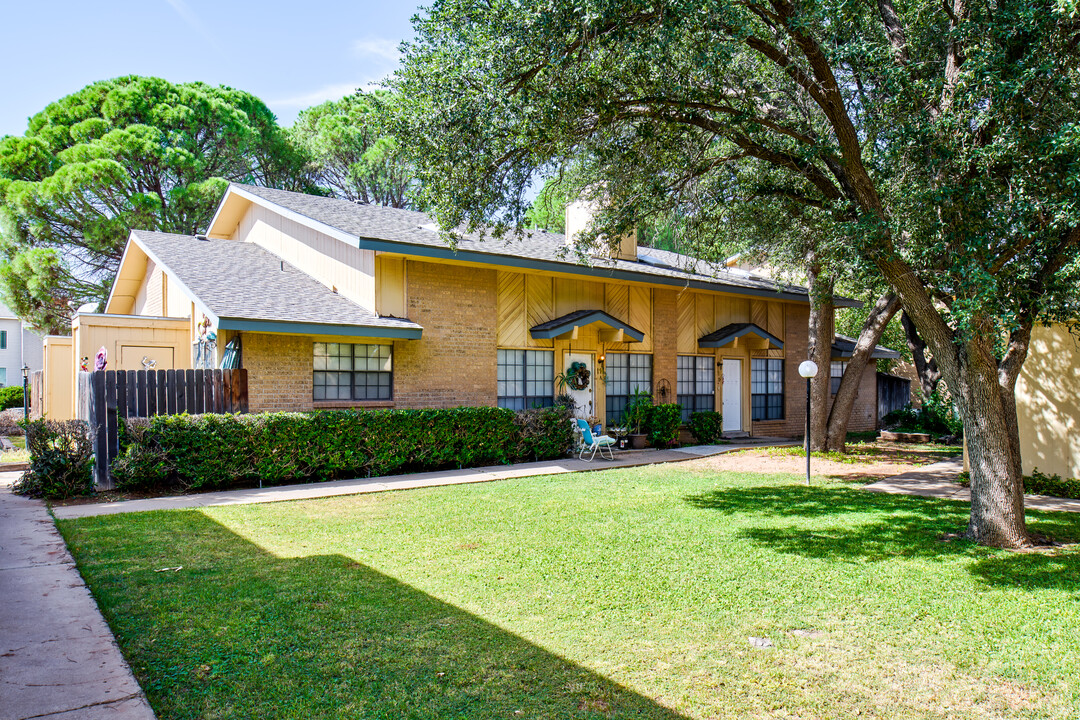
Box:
[88,368,248,489]
[876,372,911,426]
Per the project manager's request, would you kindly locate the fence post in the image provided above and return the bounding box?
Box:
[90,371,112,490]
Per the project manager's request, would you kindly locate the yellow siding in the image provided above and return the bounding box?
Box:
[629,286,652,352]
[234,203,376,310]
[73,314,192,373]
[768,302,786,358]
[525,274,554,348]
[496,271,527,347]
[676,291,696,353]
[375,255,407,317]
[41,336,73,420]
[750,299,768,329]
[1016,323,1080,479]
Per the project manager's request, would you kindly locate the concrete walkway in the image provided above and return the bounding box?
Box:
[863,458,1080,513]
[55,440,795,520]
[0,473,156,720]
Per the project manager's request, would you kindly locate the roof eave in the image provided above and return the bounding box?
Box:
[217,318,423,339]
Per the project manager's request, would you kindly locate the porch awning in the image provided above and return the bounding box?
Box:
[530,309,645,343]
[698,322,784,350]
[832,334,901,360]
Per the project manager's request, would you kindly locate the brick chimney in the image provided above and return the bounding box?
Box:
[564,197,638,262]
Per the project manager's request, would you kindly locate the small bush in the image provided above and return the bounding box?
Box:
[0,385,25,411]
[687,411,723,444]
[111,405,575,493]
[646,403,683,447]
[0,412,25,437]
[1025,468,1080,500]
[13,419,93,499]
[882,390,962,437]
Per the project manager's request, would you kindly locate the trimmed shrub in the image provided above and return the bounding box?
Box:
[13,419,93,499]
[646,403,683,447]
[687,411,723,444]
[112,405,574,493]
[0,411,25,437]
[0,385,25,411]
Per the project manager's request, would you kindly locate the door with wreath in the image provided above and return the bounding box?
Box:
[563,353,594,420]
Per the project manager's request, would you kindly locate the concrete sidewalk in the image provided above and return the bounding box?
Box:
[0,474,156,720]
[55,440,796,520]
[863,459,1080,513]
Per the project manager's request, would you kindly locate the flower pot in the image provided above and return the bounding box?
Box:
[629,433,648,450]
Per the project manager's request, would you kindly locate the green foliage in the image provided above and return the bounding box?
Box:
[0,384,25,410]
[621,388,653,434]
[646,404,683,448]
[1024,469,1080,500]
[111,406,573,493]
[0,76,310,332]
[882,390,962,436]
[687,411,724,444]
[13,419,93,499]
[290,91,418,208]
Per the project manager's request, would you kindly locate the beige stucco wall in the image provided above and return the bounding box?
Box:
[72,313,192,374]
[1016,323,1080,479]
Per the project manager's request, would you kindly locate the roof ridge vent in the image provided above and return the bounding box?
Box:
[194,234,209,241]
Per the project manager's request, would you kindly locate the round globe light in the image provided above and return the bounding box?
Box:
[798,360,818,378]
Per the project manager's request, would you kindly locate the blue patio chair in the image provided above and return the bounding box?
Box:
[575,418,616,461]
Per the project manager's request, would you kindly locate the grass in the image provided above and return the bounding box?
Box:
[758,440,963,465]
[58,466,1080,719]
[1,434,28,463]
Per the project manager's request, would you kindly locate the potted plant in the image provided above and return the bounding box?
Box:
[622,388,653,449]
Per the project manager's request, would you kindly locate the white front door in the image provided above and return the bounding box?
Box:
[565,352,595,419]
[722,358,743,432]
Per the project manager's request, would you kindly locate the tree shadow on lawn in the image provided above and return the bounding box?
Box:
[66,511,689,720]
[685,484,1080,591]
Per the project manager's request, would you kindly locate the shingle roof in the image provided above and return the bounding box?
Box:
[129,230,422,335]
[227,184,850,305]
[529,309,645,341]
[698,322,784,349]
[832,334,901,360]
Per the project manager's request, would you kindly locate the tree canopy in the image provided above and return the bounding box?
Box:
[0,76,309,332]
[393,0,1080,546]
[290,91,418,208]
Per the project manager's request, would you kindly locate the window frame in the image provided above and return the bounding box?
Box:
[312,342,393,402]
[677,355,715,421]
[604,353,653,426]
[497,348,554,410]
[830,360,848,395]
[751,357,785,421]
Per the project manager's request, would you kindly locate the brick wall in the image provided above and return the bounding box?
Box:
[393,261,498,409]
[243,333,313,413]
[750,303,880,438]
[652,289,679,403]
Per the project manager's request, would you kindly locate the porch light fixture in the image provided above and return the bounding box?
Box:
[798,360,818,486]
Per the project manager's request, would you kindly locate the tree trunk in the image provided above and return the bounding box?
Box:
[806,260,834,452]
[951,339,1030,547]
[824,292,900,451]
[900,310,941,399]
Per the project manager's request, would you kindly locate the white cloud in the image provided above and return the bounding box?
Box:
[267,81,382,109]
[351,37,401,63]
[163,0,213,43]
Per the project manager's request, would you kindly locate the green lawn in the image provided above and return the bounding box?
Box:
[58,466,1080,719]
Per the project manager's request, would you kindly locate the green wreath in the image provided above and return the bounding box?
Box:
[564,361,591,391]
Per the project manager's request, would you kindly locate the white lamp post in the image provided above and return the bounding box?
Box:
[798,360,819,486]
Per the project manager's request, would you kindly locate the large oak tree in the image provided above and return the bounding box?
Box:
[0,76,309,332]
[393,0,1080,546]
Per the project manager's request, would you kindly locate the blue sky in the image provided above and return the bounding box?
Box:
[0,0,422,138]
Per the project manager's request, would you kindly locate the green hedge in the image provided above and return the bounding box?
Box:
[112,406,574,493]
[646,403,683,448]
[0,385,25,411]
[687,411,723,444]
[13,419,94,499]
[1025,469,1080,500]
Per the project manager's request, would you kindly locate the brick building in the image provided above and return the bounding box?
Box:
[47,183,901,437]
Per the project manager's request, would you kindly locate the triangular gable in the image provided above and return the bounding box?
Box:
[530,309,645,343]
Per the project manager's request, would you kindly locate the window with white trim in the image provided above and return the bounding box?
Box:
[313,342,392,401]
[605,353,652,426]
[497,349,554,410]
[751,358,784,420]
[677,355,715,421]
[830,360,847,395]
